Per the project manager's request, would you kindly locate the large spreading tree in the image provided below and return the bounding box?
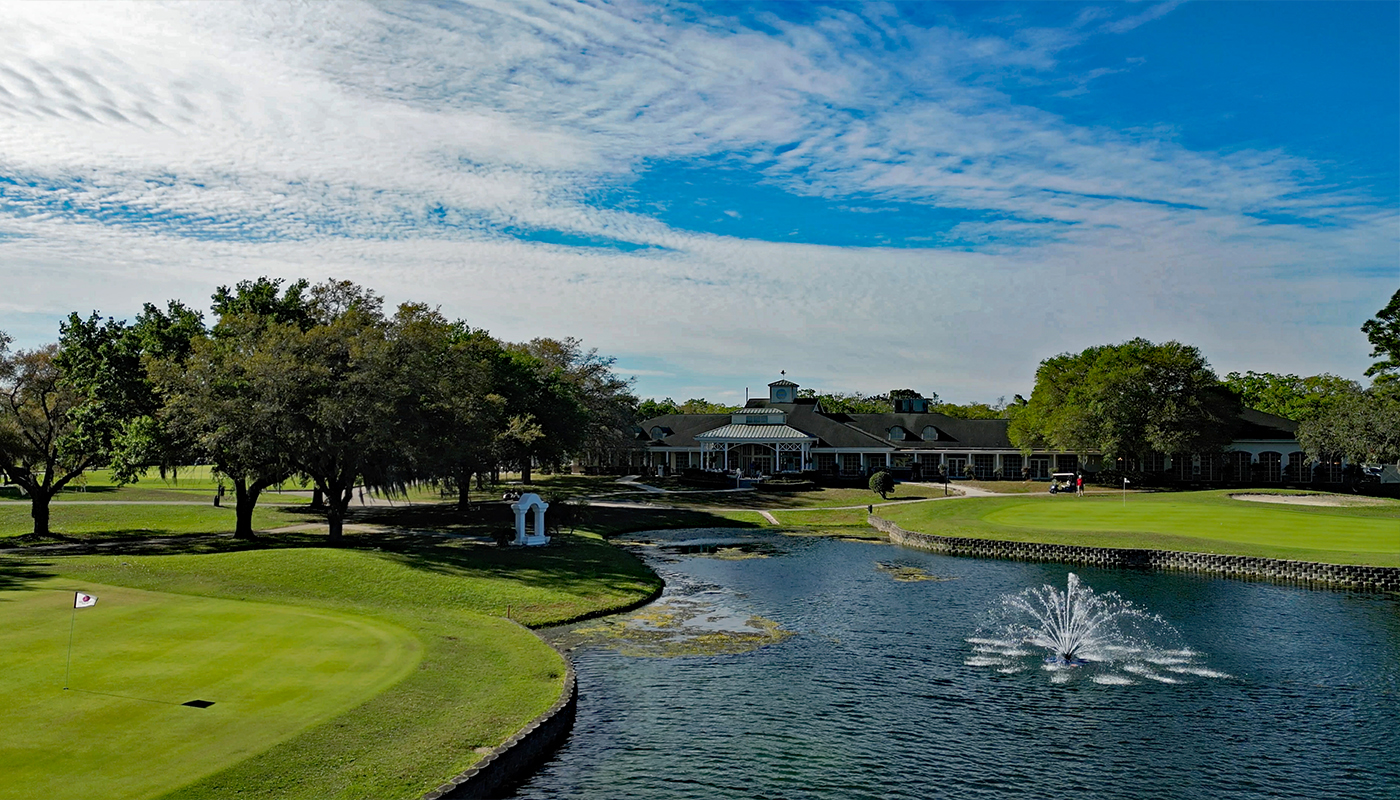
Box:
[145,279,315,538]
[0,316,146,535]
[1009,338,1241,464]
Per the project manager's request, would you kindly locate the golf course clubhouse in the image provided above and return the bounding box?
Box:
[626,379,1324,485]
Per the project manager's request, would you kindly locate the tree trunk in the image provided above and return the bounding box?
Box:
[457,468,471,510]
[233,478,261,539]
[30,490,52,536]
[521,460,532,484]
[325,483,352,544]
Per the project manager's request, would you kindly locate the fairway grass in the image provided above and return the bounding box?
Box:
[0,503,309,541]
[877,490,1400,567]
[1,582,419,800]
[0,530,660,800]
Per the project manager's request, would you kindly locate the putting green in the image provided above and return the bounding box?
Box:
[984,495,1400,555]
[0,580,420,800]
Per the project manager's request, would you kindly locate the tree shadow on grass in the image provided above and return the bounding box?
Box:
[0,556,57,594]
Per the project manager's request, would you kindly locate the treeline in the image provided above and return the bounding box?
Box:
[638,389,1019,419]
[1009,289,1400,470]
[0,278,637,539]
[638,289,1400,472]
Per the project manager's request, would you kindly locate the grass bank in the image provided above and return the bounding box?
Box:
[0,524,661,800]
[874,490,1400,567]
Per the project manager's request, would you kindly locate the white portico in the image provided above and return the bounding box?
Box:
[696,402,816,476]
[509,492,550,546]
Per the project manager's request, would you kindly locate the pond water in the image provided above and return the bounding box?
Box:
[518,529,1400,799]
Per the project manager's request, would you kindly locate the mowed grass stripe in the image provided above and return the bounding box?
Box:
[877,490,1400,567]
[0,582,419,800]
[2,532,657,800]
[0,504,308,540]
[984,497,1400,554]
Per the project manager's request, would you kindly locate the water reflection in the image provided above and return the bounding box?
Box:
[517,528,1400,799]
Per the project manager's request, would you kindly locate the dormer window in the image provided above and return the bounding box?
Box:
[650,426,666,440]
[922,426,938,441]
[889,426,906,441]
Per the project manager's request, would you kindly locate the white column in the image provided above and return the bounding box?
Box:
[885,452,893,467]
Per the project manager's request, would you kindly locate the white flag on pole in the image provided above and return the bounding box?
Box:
[74,592,97,609]
[1123,478,1131,485]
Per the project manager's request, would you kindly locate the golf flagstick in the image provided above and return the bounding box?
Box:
[66,591,97,690]
[1123,477,1130,506]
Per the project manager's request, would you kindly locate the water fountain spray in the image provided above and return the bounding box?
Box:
[967,573,1228,684]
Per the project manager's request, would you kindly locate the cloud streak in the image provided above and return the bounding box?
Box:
[0,0,1393,401]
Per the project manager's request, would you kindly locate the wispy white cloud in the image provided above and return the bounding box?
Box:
[0,0,1392,401]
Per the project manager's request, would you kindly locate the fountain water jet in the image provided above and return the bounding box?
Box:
[967,573,1228,683]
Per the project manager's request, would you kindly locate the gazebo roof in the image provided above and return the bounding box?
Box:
[695,424,813,441]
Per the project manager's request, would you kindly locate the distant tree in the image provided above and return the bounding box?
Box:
[678,398,737,414]
[0,315,146,535]
[638,397,736,418]
[936,402,1006,420]
[638,398,681,419]
[1297,388,1400,466]
[139,282,316,539]
[1009,338,1241,462]
[1361,287,1400,390]
[1222,371,1360,422]
[510,337,636,480]
[869,470,894,499]
[106,300,207,486]
[274,280,404,542]
[211,276,314,332]
[804,391,893,414]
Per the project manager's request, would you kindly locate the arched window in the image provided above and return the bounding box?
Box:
[921,426,938,441]
[888,426,905,441]
[650,426,665,440]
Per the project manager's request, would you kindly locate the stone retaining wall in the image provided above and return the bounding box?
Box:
[868,515,1400,592]
[423,654,576,800]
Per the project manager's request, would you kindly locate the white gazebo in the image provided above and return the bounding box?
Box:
[509,493,550,546]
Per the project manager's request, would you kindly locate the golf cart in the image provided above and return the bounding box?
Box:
[1047,473,1078,494]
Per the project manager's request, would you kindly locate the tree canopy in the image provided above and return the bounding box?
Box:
[1221,371,1360,422]
[1009,338,1241,461]
[1361,287,1400,389]
[0,316,149,535]
[638,397,737,418]
[7,276,637,538]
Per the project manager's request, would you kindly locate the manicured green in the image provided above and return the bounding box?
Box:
[610,485,948,510]
[0,503,309,541]
[0,527,661,800]
[1,581,419,800]
[877,490,1400,566]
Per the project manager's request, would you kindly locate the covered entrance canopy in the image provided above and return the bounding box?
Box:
[695,423,816,476]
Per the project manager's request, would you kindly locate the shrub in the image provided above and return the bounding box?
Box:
[868,470,895,499]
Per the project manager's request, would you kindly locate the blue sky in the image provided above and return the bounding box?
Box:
[1,1,1396,404]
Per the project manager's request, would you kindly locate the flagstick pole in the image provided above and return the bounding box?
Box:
[64,604,76,690]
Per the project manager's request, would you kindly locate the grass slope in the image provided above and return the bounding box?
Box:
[1,582,418,800]
[877,490,1400,566]
[0,529,661,800]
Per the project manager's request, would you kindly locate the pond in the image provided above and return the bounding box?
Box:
[518,529,1400,799]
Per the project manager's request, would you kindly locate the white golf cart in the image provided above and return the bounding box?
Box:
[1047,472,1078,494]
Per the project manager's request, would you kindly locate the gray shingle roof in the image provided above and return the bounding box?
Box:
[695,424,814,441]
